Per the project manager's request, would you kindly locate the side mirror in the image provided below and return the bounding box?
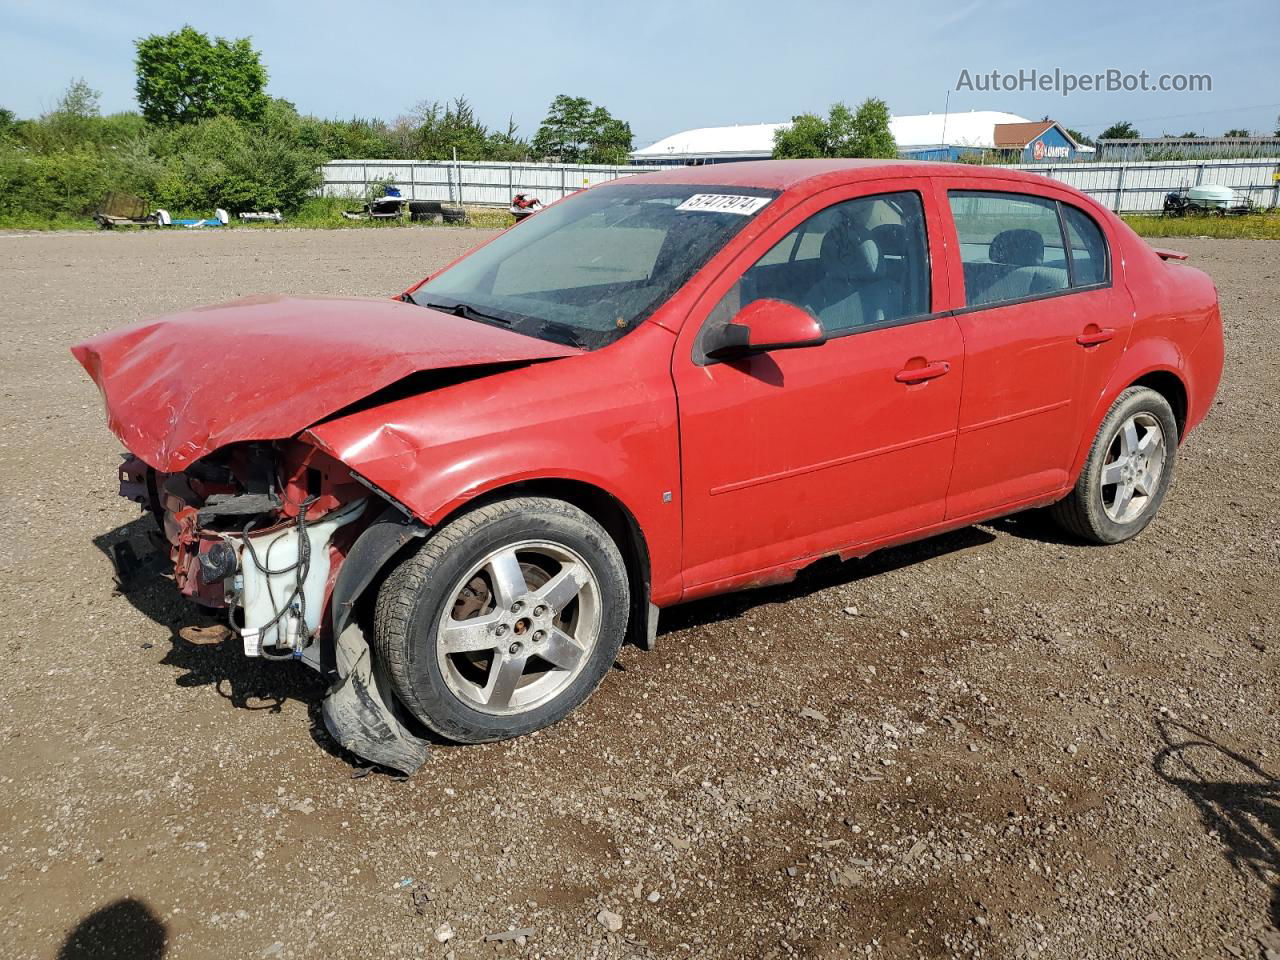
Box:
[703,298,827,361]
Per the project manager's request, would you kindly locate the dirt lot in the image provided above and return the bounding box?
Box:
[0,227,1276,960]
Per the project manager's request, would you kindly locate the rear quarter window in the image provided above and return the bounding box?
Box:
[1061,204,1110,287]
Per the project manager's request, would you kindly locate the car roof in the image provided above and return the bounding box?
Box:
[617,158,1060,193]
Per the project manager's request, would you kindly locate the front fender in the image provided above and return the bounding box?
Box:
[304,324,683,604]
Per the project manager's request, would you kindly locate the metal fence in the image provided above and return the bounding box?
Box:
[320,156,1280,214]
[319,159,663,207]
[996,156,1280,213]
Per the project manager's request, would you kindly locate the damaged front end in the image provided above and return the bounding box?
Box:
[117,440,431,772]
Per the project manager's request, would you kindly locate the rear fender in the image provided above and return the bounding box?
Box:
[1068,338,1189,482]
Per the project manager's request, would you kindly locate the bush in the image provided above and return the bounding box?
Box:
[0,147,111,217]
[149,114,322,212]
[0,78,323,222]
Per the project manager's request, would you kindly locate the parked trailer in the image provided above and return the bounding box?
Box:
[93,192,160,230]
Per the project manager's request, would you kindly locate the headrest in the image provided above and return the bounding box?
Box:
[871,223,907,258]
[820,226,880,281]
[990,229,1044,266]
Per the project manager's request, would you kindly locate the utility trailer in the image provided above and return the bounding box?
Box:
[93,192,161,230]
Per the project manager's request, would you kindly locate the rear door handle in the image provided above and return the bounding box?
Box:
[1076,328,1116,346]
[895,361,951,384]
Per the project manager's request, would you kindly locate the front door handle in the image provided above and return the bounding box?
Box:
[1076,327,1116,346]
[895,360,951,384]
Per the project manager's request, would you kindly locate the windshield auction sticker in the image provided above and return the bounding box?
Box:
[675,194,771,215]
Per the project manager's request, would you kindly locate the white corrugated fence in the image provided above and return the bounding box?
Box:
[319,156,1280,213]
[319,159,662,207]
[995,157,1280,212]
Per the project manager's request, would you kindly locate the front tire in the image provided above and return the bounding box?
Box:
[373,497,629,743]
[1050,386,1178,544]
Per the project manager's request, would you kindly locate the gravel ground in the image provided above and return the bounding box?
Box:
[0,228,1276,960]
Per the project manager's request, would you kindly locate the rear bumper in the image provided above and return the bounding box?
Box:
[1184,306,1224,437]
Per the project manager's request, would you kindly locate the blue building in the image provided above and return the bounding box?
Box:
[989,120,1084,162]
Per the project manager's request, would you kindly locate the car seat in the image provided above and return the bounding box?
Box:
[971,229,1068,304]
[805,227,888,332]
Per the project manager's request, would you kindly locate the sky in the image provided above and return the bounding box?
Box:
[1,0,1277,147]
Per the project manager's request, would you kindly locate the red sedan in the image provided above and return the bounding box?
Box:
[73,160,1224,771]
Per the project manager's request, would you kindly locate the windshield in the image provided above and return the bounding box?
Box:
[411,183,777,349]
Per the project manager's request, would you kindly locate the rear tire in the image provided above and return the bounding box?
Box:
[372,497,629,743]
[1050,386,1178,544]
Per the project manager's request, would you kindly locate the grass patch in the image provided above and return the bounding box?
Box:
[1123,211,1280,240]
[0,212,98,231]
[0,199,516,233]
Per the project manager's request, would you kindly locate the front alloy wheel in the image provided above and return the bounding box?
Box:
[436,540,602,715]
[373,497,630,743]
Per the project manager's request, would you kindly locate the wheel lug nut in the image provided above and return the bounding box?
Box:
[495,624,508,636]
[508,641,523,655]
[533,630,546,642]
[533,605,547,617]
[511,601,524,613]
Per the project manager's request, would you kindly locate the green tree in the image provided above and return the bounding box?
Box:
[772,112,830,158]
[1223,128,1251,137]
[1064,127,1094,147]
[28,78,105,152]
[532,95,591,161]
[295,113,401,160]
[484,117,529,162]
[773,98,897,159]
[846,98,896,158]
[57,78,101,119]
[1098,121,1139,140]
[135,26,269,125]
[532,95,633,163]
[412,97,490,160]
[585,111,632,164]
[1178,131,1201,138]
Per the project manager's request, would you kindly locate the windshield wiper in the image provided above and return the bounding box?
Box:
[418,297,586,348]
[536,320,587,348]
[420,300,513,326]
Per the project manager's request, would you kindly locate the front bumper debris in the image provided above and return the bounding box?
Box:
[115,449,433,773]
[322,624,430,774]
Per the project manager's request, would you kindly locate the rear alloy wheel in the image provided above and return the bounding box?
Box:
[1050,386,1178,544]
[373,497,629,743]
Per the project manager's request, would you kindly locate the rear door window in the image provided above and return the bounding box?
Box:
[948,191,1069,307]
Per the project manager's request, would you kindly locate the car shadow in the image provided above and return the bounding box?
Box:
[92,516,365,767]
[984,508,1084,547]
[1152,716,1279,931]
[96,515,997,766]
[57,897,166,960]
[659,524,996,635]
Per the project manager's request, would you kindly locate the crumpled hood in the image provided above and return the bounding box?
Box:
[71,294,578,471]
